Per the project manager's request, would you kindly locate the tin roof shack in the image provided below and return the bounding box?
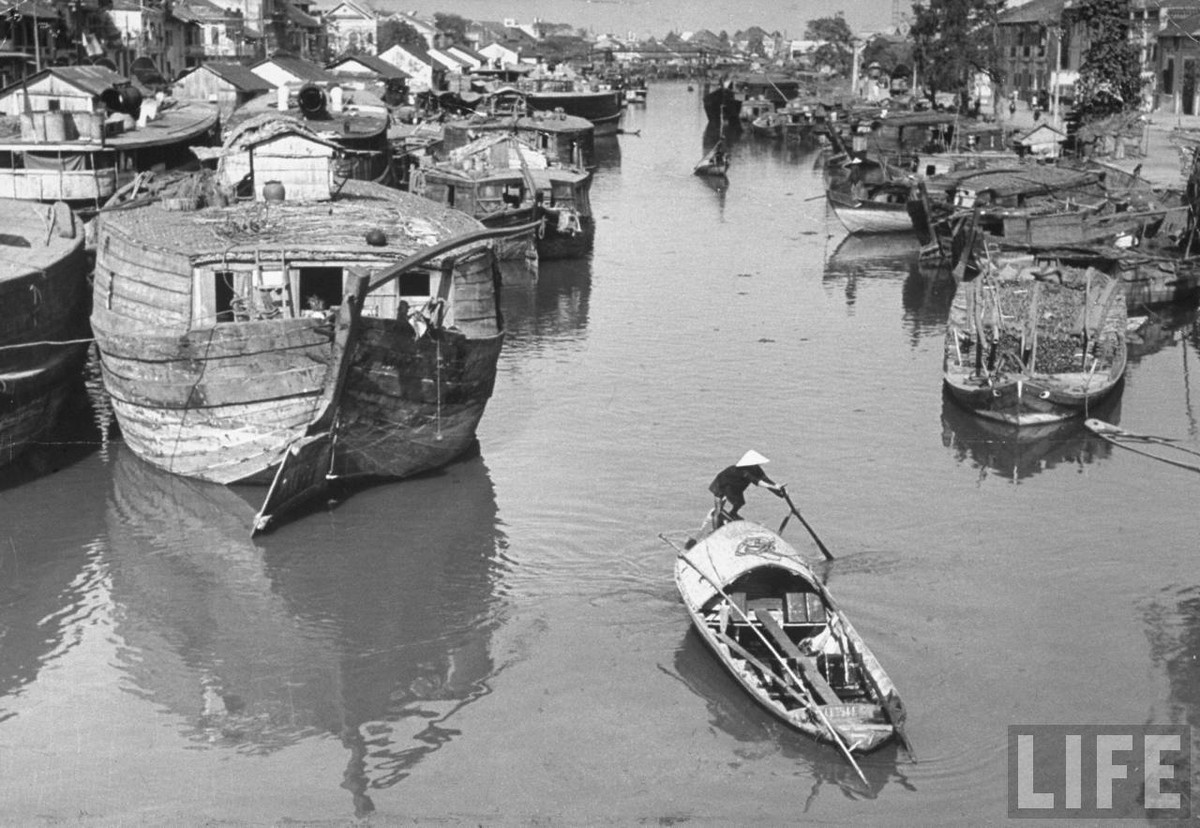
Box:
[1071,112,1148,161]
[0,66,218,204]
[1013,122,1066,160]
[174,62,274,122]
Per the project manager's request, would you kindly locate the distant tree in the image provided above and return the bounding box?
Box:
[909,0,1005,103]
[861,33,912,75]
[805,13,854,77]
[1072,0,1141,120]
[434,12,468,45]
[378,19,425,53]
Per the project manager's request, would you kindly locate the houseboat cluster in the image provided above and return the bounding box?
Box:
[0,48,625,530]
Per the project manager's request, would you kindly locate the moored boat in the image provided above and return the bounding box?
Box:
[0,66,219,206]
[410,133,593,261]
[0,199,90,467]
[669,519,906,756]
[944,263,1128,426]
[440,89,597,170]
[828,181,914,235]
[521,77,622,136]
[90,116,529,529]
[693,139,729,178]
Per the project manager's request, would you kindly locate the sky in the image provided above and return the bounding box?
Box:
[372,0,898,41]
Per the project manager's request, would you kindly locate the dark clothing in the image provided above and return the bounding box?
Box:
[708,464,775,516]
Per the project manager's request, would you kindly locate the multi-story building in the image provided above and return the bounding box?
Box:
[168,0,259,74]
[321,0,376,57]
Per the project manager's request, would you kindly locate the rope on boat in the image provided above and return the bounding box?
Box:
[0,336,95,351]
[434,334,443,442]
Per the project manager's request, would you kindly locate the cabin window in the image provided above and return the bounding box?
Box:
[502,183,524,206]
[446,184,455,207]
[47,99,60,112]
[550,180,573,206]
[297,266,344,312]
[399,270,431,301]
[213,270,237,322]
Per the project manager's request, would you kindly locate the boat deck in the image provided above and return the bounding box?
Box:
[0,202,81,280]
[0,102,218,152]
[101,180,484,263]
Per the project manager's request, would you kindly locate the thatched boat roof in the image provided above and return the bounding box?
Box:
[101,179,486,266]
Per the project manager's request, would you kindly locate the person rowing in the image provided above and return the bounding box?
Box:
[707,450,785,527]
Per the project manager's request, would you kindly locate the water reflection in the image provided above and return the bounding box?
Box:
[671,628,910,801]
[940,391,1119,482]
[594,135,622,170]
[0,532,104,725]
[1129,302,1199,362]
[1143,584,1200,765]
[0,347,109,490]
[103,444,507,817]
[901,256,957,343]
[500,256,593,353]
[823,237,956,343]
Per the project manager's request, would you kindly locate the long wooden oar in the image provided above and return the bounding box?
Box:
[1085,419,1200,474]
[676,552,868,785]
[777,486,834,561]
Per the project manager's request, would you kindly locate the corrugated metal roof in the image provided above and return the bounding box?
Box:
[283,1,321,27]
[997,0,1066,25]
[254,56,337,83]
[193,61,275,92]
[328,54,410,80]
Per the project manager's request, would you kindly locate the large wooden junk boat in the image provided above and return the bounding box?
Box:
[669,519,906,757]
[90,116,529,528]
[0,66,218,206]
[0,199,90,466]
[410,133,594,261]
[944,262,1128,425]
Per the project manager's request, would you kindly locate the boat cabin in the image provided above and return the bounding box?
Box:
[0,67,219,204]
[184,122,456,327]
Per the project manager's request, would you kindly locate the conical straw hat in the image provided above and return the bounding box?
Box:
[736,450,769,467]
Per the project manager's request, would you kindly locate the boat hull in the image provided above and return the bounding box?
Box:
[943,374,1125,426]
[829,193,914,235]
[0,200,90,466]
[525,90,622,135]
[943,265,1128,426]
[91,180,506,486]
[674,521,902,755]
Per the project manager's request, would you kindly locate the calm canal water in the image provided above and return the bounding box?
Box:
[2,81,1198,825]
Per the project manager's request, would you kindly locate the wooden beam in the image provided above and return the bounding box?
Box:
[755,609,841,706]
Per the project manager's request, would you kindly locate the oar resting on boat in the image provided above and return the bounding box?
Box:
[1085,419,1200,474]
[669,516,913,770]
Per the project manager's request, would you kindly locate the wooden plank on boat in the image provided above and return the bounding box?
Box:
[251,272,371,534]
[252,430,333,535]
[756,608,841,706]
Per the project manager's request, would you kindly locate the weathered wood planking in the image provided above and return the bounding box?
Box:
[91,178,510,488]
